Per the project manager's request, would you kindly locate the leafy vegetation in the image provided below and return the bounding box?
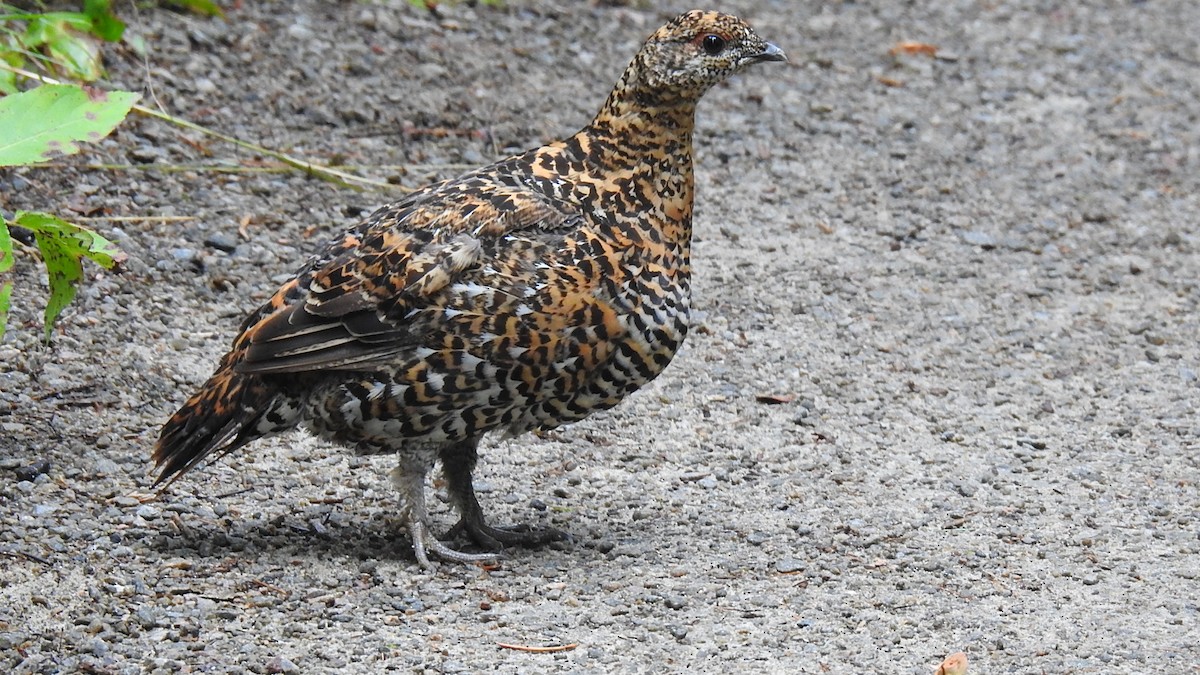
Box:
[1,3,136,342]
[1,0,480,342]
[0,0,126,92]
[2,211,126,342]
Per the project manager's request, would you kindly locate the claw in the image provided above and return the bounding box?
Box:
[409,518,500,569]
[445,518,569,551]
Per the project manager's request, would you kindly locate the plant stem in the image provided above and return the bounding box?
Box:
[0,63,410,192]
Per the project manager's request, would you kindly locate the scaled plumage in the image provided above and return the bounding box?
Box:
[154,10,785,567]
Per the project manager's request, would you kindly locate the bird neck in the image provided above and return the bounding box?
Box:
[589,77,700,152]
[571,87,698,257]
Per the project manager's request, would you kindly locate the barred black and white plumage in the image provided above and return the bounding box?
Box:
[154,10,785,567]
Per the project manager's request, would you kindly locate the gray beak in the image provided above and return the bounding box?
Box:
[750,42,787,63]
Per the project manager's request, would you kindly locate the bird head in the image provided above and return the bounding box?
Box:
[633,10,786,100]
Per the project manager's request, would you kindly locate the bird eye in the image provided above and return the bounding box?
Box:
[701,34,727,56]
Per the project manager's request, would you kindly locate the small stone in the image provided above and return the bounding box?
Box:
[129,146,162,164]
[170,248,197,262]
[14,459,51,482]
[775,558,805,574]
[204,233,239,253]
[266,656,300,674]
[664,595,686,610]
[959,230,996,248]
[0,633,27,649]
[286,24,313,40]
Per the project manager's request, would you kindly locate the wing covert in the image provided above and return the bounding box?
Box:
[234,182,586,375]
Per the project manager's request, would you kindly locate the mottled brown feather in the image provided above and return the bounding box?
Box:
[153,10,784,564]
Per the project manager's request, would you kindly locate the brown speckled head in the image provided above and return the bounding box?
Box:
[631,10,785,100]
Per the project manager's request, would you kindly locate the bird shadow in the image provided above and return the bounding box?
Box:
[145,507,576,567]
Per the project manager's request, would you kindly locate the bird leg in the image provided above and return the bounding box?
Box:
[388,459,498,568]
[440,438,568,551]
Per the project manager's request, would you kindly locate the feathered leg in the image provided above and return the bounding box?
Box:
[388,454,497,568]
[440,437,568,550]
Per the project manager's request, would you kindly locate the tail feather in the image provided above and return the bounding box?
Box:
[153,357,283,487]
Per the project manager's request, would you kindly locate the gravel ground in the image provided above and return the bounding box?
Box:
[2,1,1198,672]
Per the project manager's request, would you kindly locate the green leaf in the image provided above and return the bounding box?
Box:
[0,83,138,166]
[0,218,11,339]
[83,0,126,42]
[0,38,24,94]
[27,13,105,81]
[23,12,90,47]
[0,280,10,342]
[163,0,225,18]
[13,211,125,342]
[0,216,12,274]
[15,211,125,270]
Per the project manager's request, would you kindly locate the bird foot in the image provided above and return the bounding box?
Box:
[444,517,569,552]
[409,518,502,569]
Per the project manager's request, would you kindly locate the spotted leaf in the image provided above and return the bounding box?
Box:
[0,84,138,167]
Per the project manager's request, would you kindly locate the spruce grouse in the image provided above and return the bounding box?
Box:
[154,10,785,567]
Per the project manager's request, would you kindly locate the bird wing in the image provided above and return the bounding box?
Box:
[233,181,588,374]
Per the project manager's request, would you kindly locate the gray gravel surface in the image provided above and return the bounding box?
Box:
[2,1,1198,672]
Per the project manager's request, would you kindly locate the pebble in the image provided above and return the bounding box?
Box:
[775,558,805,574]
[204,233,240,253]
[266,656,300,674]
[746,531,770,545]
[14,459,51,482]
[286,24,313,40]
[959,230,997,248]
[129,146,163,163]
[954,480,976,497]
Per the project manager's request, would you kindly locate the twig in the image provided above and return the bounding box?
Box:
[496,642,579,653]
[250,578,291,598]
[214,487,255,499]
[76,215,197,223]
[0,64,409,192]
[1,550,52,565]
[164,513,193,538]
